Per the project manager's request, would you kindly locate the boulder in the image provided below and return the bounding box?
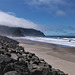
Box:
[4,71,21,75]
[0,35,68,75]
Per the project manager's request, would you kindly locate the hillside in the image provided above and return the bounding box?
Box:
[0,25,45,37]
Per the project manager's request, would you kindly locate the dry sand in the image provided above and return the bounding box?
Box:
[17,39,75,75]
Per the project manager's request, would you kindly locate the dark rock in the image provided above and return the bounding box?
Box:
[3,63,15,73]
[0,49,6,54]
[31,70,42,75]
[5,52,11,57]
[14,61,30,75]
[4,71,21,75]
[0,55,11,64]
[0,35,68,75]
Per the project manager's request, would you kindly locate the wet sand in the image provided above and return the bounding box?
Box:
[17,39,75,75]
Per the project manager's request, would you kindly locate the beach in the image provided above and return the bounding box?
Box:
[17,39,75,75]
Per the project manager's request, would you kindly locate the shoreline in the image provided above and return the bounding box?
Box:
[17,39,75,62]
[17,39,75,75]
[0,35,68,75]
[9,36,75,48]
[23,39,75,48]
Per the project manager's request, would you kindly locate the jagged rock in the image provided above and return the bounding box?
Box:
[0,49,6,54]
[4,71,21,75]
[3,63,15,73]
[0,35,68,75]
[5,52,11,57]
[0,55,11,64]
[11,53,18,60]
[14,62,30,75]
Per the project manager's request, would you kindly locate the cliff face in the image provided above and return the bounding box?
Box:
[0,25,45,37]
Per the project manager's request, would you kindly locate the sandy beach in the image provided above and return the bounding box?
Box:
[17,39,75,75]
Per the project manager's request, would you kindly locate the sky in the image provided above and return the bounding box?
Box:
[0,0,75,36]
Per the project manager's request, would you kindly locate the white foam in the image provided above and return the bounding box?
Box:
[9,36,75,47]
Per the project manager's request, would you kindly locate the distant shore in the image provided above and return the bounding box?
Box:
[17,39,75,75]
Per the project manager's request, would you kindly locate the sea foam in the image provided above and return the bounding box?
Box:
[9,36,75,47]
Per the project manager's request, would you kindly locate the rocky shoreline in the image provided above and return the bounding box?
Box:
[0,35,68,75]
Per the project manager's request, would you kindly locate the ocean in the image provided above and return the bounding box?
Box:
[9,36,75,48]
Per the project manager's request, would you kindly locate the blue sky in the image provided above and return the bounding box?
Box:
[0,0,75,35]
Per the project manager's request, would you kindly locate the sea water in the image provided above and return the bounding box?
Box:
[9,36,75,47]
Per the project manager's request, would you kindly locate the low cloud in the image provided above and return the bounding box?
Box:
[0,11,39,30]
[0,11,56,32]
[0,11,75,35]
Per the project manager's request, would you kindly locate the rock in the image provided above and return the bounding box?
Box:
[31,70,42,75]
[4,71,21,75]
[3,63,15,73]
[0,55,11,64]
[5,52,11,57]
[0,49,6,54]
[0,35,68,75]
[14,61,30,75]
[11,53,18,60]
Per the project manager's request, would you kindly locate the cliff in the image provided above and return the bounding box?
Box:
[0,25,45,37]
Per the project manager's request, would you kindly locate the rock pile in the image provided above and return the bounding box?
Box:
[0,35,68,75]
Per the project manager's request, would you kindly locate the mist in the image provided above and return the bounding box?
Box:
[0,11,39,30]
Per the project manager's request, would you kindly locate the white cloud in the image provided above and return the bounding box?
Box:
[56,10,66,16]
[25,0,73,15]
[0,11,39,29]
[25,0,66,5]
[25,0,69,8]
